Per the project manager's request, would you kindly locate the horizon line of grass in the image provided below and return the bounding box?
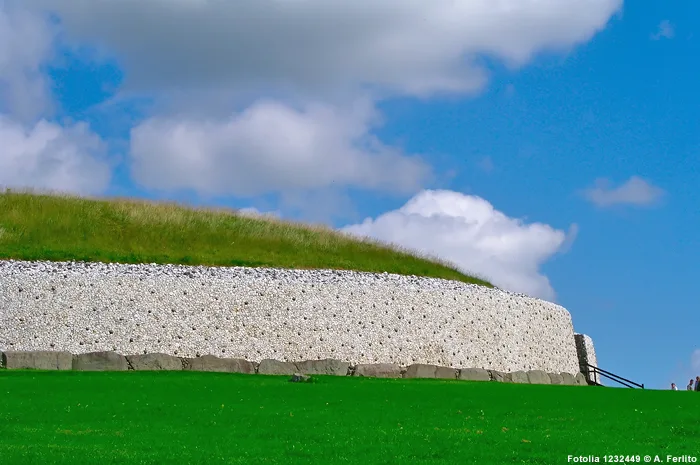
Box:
[0,189,492,287]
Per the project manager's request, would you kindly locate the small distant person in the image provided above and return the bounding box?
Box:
[671,383,678,391]
[688,379,695,391]
[696,376,700,392]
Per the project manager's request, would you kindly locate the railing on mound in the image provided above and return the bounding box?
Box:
[584,363,644,389]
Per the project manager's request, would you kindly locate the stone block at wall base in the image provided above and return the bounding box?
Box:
[0,349,592,389]
[560,373,576,385]
[258,359,297,375]
[548,373,564,385]
[2,351,73,370]
[511,371,529,384]
[404,364,457,379]
[184,355,254,373]
[574,373,588,386]
[489,370,512,383]
[404,364,436,378]
[354,363,402,378]
[73,351,129,371]
[458,368,490,381]
[435,366,458,379]
[527,370,551,385]
[126,353,182,371]
[294,359,349,376]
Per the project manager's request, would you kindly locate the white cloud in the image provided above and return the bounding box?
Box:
[651,20,675,40]
[236,207,281,219]
[25,0,622,98]
[129,99,431,197]
[583,176,665,208]
[0,116,111,194]
[0,3,55,121]
[0,4,110,196]
[341,189,575,301]
[4,1,624,205]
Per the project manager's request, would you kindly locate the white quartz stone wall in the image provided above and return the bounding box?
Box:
[0,260,581,374]
[574,333,600,384]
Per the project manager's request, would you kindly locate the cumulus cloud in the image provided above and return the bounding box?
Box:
[651,20,675,40]
[4,0,623,204]
[583,176,665,208]
[342,189,575,301]
[129,99,430,197]
[236,207,281,219]
[25,0,622,98]
[0,116,111,194]
[0,4,110,196]
[0,3,55,121]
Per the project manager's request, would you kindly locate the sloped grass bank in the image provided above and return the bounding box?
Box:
[0,371,696,464]
[0,191,490,286]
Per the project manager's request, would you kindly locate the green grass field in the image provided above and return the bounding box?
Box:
[0,371,697,464]
[0,190,490,287]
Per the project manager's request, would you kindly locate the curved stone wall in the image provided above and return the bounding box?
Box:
[0,260,581,374]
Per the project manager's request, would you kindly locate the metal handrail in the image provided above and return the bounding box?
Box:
[584,363,644,389]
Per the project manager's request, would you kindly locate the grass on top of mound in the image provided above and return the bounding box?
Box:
[0,190,491,287]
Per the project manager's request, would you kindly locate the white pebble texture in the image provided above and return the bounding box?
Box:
[0,260,581,374]
[575,333,600,383]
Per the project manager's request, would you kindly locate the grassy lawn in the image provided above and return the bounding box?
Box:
[0,190,490,287]
[0,371,697,464]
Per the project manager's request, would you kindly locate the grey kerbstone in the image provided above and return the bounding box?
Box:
[73,351,129,371]
[458,368,491,381]
[294,359,349,376]
[404,364,438,378]
[2,351,72,370]
[511,371,530,384]
[560,372,576,385]
[489,370,512,383]
[354,363,402,378]
[258,359,297,375]
[184,355,254,373]
[435,366,458,379]
[574,372,588,386]
[527,370,551,385]
[548,373,564,385]
[126,353,182,371]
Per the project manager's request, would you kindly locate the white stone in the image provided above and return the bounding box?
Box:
[0,259,580,374]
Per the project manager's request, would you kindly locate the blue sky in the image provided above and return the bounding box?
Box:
[1,0,697,390]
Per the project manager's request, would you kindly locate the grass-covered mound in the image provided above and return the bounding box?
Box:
[0,371,696,464]
[0,190,490,287]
